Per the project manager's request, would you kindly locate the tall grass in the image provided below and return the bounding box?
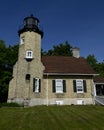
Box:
[0,105,104,130]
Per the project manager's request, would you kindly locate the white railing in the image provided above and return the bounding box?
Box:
[95,96,104,105]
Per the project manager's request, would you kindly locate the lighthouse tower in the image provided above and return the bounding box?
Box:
[8,15,44,106]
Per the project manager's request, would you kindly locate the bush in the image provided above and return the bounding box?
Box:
[0,102,21,107]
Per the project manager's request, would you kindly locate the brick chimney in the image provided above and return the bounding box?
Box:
[72,47,80,58]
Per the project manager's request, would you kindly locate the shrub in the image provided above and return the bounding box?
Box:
[0,102,21,107]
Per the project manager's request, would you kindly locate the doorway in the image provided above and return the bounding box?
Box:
[96,84,104,96]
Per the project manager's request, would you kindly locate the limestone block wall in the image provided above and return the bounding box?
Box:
[8,62,18,99]
[41,75,94,105]
[8,31,45,105]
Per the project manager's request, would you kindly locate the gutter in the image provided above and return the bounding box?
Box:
[43,73,99,76]
[94,83,104,85]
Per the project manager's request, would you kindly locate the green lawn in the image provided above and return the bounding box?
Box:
[0,105,104,130]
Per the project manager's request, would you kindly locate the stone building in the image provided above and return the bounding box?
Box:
[8,15,104,106]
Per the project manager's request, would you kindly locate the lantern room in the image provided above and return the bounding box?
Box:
[24,14,39,29]
[18,14,43,38]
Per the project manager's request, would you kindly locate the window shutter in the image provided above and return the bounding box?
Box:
[52,80,56,92]
[39,79,41,92]
[33,78,35,92]
[83,80,87,93]
[63,80,66,92]
[73,80,77,92]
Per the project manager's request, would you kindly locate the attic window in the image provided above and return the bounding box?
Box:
[26,50,33,59]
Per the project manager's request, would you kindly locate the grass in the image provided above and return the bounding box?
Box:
[0,105,104,130]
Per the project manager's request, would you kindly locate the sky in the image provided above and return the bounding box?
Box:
[0,0,104,62]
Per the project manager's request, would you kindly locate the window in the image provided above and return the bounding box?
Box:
[21,37,25,45]
[52,79,66,93]
[77,100,84,105]
[26,50,33,59]
[76,80,83,93]
[73,79,87,93]
[56,79,63,93]
[33,78,41,93]
[26,74,30,80]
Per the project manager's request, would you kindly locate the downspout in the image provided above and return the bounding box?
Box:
[46,74,49,106]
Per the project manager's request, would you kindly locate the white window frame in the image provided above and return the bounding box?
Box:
[76,79,84,93]
[20,37,25,45]
[35,78,39,93]
[26,50,33,59]
[55,79,63,93]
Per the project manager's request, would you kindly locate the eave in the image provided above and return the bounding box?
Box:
[94,83,104,85]
[43,72,99,76]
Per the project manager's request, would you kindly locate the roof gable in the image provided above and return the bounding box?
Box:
[41,56,96,75]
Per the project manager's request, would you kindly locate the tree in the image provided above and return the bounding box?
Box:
[42,41,72,56]
[0,40,18,102]
[86,55,97,70]
[96,62,104,77]
[86,54,104,77]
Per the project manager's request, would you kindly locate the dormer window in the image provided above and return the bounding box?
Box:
[26,50,33,59]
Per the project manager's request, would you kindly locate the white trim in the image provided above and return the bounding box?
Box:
[26,50,33,59]
[95,83,104,85]
[55,79,63,93]
[43,73,98,76]
[76,79,84,93]
[20,36,25,45]
[34,78,39,93]
[91,79,96,97]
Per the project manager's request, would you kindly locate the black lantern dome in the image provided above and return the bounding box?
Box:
[18,14,43,38]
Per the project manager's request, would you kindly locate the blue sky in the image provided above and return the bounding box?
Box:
[0,0,104,62]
